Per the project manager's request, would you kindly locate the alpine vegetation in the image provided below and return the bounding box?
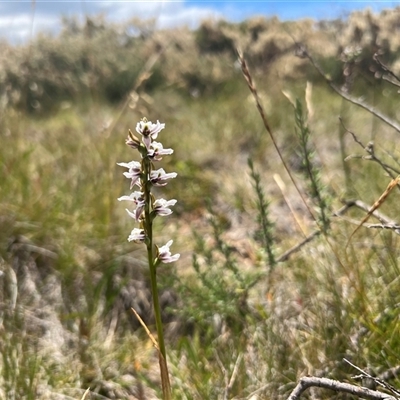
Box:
[118,118,179,399]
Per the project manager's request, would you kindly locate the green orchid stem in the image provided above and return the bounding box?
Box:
[143,155,172,400]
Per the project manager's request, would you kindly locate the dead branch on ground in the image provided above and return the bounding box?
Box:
[287,376,397,400]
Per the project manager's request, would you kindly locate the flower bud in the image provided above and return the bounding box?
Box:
[125,129,141,149]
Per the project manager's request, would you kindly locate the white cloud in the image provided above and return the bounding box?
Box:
[0,1,222,44]
[156,6,222,29]
[98,1,221,29]
[0,13,61,44]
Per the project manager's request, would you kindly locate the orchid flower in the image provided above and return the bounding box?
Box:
[153,198,177,216]
[127,228,146,243]
[148,141,174,161]
[136,119,165,149]
[118,117,178,398]
[156,240,180,264]
[150,168,177,186]
[117,160,142,189]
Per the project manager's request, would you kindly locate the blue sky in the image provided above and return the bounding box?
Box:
[0,1,399,43]
[187,0,398,20]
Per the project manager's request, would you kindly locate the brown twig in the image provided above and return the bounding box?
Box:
[344,358,400,398]
[373,53,400,85]
[276,197,400,263]
[381,75,400,89]
[363,223,400,231]
[297,45,400,134]
[346,176,400,247]
[335,199,400,235]
[287,376,397,400]
[341,119,400,179]
[276,230,321,263]
[336,199,399,224]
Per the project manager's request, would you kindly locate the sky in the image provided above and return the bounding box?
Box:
[0,1,399,44]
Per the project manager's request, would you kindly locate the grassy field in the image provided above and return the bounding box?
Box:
[1,9,400,400]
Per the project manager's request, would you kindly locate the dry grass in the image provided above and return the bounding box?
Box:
[2,8,400,399]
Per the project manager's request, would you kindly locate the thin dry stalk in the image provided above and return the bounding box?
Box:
[217,352,243,400]
[273,173,308,238]
[131,308,159,350]
[105,49,165,138]
[237,48,316,223]
[131,307,171,399]
[80,388,90,400]
[225,353,243,400]
[346,176,400,247]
